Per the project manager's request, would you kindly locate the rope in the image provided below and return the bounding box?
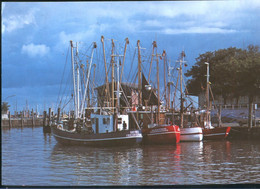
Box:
[56,46,70,111]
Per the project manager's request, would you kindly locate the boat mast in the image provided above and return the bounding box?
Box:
[167,59,173,111]
[179,51,186,128]
[70,40,77,119]
[117,38,129,112]
[101,36,110,107]
[116,55,120,112]
[79,42,97,117]
[148,41,157,82]
[92,63,96,106]
[205,62,210,128]
[163,50,167,110]
[111,39,115,113]
[137,40,142,106]
[156,49,160,125]
[120,38,129,84]
[76,42,80,119]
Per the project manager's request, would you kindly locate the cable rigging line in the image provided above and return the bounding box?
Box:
[56,46,70,111]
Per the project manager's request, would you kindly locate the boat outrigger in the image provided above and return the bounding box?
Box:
[201,62,231,140]
[134,41,180,145]
[51,38,142,147]
[175,51,203,142]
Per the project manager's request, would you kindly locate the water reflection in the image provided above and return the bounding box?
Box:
[202,140,260,184]
[44,133,52,144]
[50,144,145,185]
[50,144,183,185]
[137,145,181,185]
[49,140,260,185]
[2,127,260,186]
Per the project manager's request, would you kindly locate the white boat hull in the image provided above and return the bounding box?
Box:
[180,127,203,142]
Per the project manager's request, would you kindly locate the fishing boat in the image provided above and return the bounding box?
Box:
[201,62,231,140]
[132,41,180,145]
[173,51,203,142]
[51,38,142,147]
[52,114,142,147]
[141,124,180,144]
[203,126,231,140]
[180,127,203,142]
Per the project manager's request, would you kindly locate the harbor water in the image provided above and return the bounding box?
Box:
[2,127,260,186]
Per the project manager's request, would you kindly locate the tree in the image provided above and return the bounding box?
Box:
[185,45,260,127]
[185,47,244,103]
[1,102,10,114]
[238,45,260,127]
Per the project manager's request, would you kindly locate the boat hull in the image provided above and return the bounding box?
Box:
[203,127,231,140]
[180,127,203,142]
[141,125,180,145]
[51,125,142,147]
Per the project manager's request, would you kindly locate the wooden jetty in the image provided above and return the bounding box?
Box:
[227,126,260,140]
[1,108,53,133]
[1,117,43,128]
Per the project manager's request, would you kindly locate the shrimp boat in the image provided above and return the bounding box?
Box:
[201,62,231,140]
[180,127,203,142]
[52,114,142,147]
[131,41,180,145]
[173,51,203,142]
[141,123,180,144]
[51,38,142,147]
[203,126,231,140]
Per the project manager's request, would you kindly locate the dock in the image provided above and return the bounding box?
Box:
[227,126,260,140]
[1,117,43,128]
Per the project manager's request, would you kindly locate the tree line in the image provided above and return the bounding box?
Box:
[185,45,260,106]
[185,45,260,127]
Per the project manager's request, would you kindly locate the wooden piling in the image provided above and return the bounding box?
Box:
[43,111,47,126]
[218,105,222,127]
[9,111,12,128]
[32,108,35,127]
[85,108,88,122]
[248,102,253,129]
[21,111,24,127]
[57,108,60,122]
[48,108,51,126]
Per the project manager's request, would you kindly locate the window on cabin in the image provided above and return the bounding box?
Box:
[102,118,110,124]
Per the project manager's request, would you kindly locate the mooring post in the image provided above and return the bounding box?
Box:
[32,108,35,127]
[9,111,12,128]
[57,108,60,123]
[253,104,257,127]
[21,111,24,128]
[43,111,47,127]
[248,102,253,129]
[218,105,222,127]
[85,108,88,122]
[48,108,51,126]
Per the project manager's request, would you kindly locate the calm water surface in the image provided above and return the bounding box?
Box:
[2,127,260,186]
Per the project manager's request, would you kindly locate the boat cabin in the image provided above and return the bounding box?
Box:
[90,114,129,134]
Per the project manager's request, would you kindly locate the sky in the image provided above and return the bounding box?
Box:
[2,1,260,114]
